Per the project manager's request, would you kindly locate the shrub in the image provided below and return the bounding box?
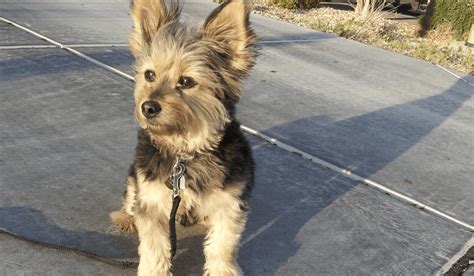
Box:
[421,0,474,40]
[270,0,320,9]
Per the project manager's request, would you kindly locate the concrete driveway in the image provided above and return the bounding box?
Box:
[1,0,473,275]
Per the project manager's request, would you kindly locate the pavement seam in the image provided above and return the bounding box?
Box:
[0,45,57,50]
[0,17,63,47]
[435,64,474,88]
[241,126,474,232]
[0,44,127,50]
[64,43,129,48]
[0,38,330,50]
[2,16,473,232]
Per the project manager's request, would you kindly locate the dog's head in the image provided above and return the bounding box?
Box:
[129,0,257,154]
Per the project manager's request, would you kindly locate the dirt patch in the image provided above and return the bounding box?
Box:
[445,246,474,276]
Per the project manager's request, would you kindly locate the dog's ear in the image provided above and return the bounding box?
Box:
[202,0,257,75]
[129,0,181,57]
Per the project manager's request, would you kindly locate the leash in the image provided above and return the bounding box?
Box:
[0,227,138,270]
[168,157,186,259]
[0,158,187,268]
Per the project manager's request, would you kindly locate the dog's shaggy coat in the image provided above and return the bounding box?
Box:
[109,0,257,275]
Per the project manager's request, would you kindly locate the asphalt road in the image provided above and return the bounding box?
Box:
[0,0,473,275]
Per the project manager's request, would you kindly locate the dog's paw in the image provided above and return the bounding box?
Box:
[109,211,136,234]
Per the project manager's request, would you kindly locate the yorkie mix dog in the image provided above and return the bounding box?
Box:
[110,0,257,274]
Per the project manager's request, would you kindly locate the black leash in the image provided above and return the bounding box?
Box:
[169,194,181,259]
[168,157,186,259]
[0,228,138,270]
[0,158,187,268]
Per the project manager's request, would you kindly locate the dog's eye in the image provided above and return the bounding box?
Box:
[177,76,197,89]
[144,70,156,82]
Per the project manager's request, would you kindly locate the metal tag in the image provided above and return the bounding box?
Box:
[178,175,186,190]
[170,158,186,197]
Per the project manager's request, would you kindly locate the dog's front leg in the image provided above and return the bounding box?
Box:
[203,194,247,276]
[136,208,172,276]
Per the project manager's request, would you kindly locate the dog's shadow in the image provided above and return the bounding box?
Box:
[0,206,207,274]
[172,224,207,275]
[0,206,138,259]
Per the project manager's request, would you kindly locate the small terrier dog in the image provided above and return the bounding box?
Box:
[110,0,257,275]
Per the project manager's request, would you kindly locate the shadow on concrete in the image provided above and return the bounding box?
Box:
[266,78,472,179]
[239,147,357,275]
[0,207,138,259]
[0,206,210,274]
[0,43,471,275]
[0,47,133,81]
[171,226,207,276]
[238,78,472,274]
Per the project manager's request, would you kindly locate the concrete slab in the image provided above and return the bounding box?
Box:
[0,48,472,275]
[0,0,131,44]
[238,40,474,225]
[0,0,334,44]
[242,135,473,275]
[0,48,138,258]
[74,40,474,226]
[75,46,134,75]
[0,21,49,46]
[1,0,473,274]
[15,0,466,226]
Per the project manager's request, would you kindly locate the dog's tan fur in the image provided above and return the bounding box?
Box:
[110,0,257,275]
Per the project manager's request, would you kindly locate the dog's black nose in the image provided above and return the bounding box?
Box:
[141,101,161,118]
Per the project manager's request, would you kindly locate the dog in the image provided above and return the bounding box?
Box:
[109,0,257,275]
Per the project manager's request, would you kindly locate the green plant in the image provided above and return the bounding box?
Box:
[270,0,320,9]
[421,0,474,40]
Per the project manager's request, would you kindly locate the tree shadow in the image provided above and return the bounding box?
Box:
[239,137,358,275]
[261,78,472,183]
[0,79,470,274]
[1,23,471,274]
[238,78,472,274]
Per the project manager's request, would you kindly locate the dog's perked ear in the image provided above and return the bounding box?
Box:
[203,0,257,76]
[129,0,181,57]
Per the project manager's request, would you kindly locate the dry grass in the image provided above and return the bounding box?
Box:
[251,2,474,75]
[353,0,386,21]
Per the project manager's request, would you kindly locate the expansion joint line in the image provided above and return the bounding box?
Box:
[0,17,133,81]
[1,16,473,232]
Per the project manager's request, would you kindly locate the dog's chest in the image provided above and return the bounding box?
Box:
[136,159,225,218]
[183,159,226,192]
